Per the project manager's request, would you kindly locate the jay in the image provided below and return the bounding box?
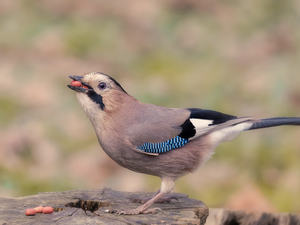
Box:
[68,72,300,215]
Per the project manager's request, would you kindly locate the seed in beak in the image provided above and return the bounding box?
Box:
[71,80,82,87]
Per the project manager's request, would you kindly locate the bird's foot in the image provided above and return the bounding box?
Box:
[132,196,178,204]
[105,207,161,215]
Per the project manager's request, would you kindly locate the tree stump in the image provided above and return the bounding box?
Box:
[0,188,209,225]
[206,208,300,225]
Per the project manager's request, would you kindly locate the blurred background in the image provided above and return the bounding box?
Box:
[1,0,300,214]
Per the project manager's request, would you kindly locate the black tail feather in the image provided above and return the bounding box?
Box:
[249,117,300,130]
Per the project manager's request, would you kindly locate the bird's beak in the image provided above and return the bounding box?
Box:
[67,75,93,93]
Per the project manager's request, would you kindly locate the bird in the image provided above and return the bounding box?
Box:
[67,72,300,215]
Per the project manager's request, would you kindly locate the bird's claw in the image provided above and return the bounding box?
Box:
[133,196,178,204]
[105,208,162,215]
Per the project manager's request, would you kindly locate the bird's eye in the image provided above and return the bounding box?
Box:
[98,82,107,90]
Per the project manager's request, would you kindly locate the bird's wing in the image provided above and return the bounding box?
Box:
[128,107,256,155]
[185,108,257,141]
[127,105,190,155]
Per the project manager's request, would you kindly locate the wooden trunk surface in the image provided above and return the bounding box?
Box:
[1,188,299,225]
[0,188,209,225]
[206,208,300,225]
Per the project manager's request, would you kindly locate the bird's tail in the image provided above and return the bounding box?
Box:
[248,117,300,130]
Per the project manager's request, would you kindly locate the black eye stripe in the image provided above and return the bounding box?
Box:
[87,90,105,110]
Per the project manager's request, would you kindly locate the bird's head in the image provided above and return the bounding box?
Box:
[68,72,128,114]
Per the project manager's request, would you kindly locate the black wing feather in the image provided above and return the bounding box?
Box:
[178,119,196,139]
[188,108,237,124]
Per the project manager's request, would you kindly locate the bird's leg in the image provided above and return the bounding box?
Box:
[132,189,160,204]
[118,191,166,215]
[132,189,178,204]
[107,177,174,215]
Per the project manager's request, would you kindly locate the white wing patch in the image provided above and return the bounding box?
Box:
[189,117,256,144]
[189,118,213,141]
[190,118,213,128]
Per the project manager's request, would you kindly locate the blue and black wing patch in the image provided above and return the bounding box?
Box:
[137,136,189,154]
